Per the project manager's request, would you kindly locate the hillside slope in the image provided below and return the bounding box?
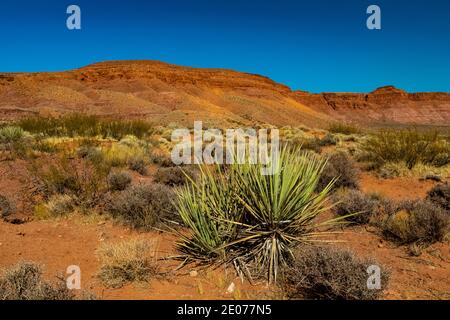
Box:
[0,61,449,127]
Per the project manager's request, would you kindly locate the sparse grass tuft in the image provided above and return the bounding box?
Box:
[96,239,160,288]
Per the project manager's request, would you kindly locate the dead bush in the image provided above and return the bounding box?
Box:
[426,183,450,211]
[0,262,75,300]
[104,183,177,230]
[382,200,449,245]
[317,152,359,192]
[96,239,160,288]
[284,246,389,300]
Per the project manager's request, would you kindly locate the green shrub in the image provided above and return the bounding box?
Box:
[382,200,449,245]
[176,147,343,283]
[317,152,359,192]
[107,171,132,191]
[0,195,15,218]
[361,129,450,169]
[97,239,160,289]
[17,114,153,140]
[284,246,389,300]
[105,184,177,230]
[0,262,75,300]
[426,183,450,211]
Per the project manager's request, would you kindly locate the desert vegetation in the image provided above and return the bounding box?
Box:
[0,116,449,300]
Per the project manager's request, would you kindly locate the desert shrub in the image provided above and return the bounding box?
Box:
[382,200,449,245]
[150,151,173,167]
[153,166,197,187]
[176,147,343,283]
[426,183,450,211]
[105,184,177,230]
[17,114,153,140]
[328,122,361,135]
[97,239,160,288]
[0,194,15,218]
[361,129,450,169]
[284,246,389,300]
[128,156,148,175]
[107,171,132,191]
[317,152,359,192]
[30,155,109,208]
[0,262,75,300]
[319,133,338,146]
[332,189,381,224]
[0,126,31,157]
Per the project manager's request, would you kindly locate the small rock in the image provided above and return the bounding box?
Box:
[226,282,236,294]
[58,235,62,238]
[378,243,384,248]
[189,270,198,277]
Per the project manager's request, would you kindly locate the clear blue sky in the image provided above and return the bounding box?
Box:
[0,0,449,92]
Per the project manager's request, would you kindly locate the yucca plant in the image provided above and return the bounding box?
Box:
[175,146,344,283]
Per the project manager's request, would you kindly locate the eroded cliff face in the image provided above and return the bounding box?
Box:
[292,86,450,126]
[0,61,449,127]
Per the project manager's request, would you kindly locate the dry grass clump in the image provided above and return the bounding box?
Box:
[107,171,132,191]
[426,183,450,211]
[104,183,177,230]
[284,246,389,300]
[34,194,76,219]
[317,152,359,192]
[96,239,160,288]
[153,166,197,187]
[0,262,75,300]
[381,200,449,246]
[128,156,148,175]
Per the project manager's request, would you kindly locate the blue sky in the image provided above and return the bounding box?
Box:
[0,0,449,92]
